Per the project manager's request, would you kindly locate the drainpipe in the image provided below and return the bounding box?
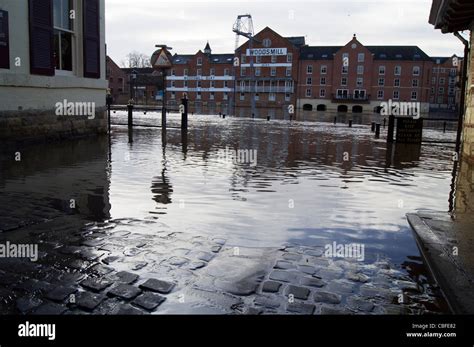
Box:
[453,31,469,154]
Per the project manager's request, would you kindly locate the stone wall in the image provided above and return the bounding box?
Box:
[462,24,474,162]
[0,108,108,141]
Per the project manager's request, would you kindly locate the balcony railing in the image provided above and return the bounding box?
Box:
[236,86,294,93]
[332,93,370,103]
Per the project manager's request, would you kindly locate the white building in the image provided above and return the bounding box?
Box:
[0,0,107,139]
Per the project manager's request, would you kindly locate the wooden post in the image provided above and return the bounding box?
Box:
[162,70,167,129]
[375,123,381,138]
[181,94,188,130]
[387,115,395,143]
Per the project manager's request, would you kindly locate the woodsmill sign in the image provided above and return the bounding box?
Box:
[396,118,423,144]
[246,47,287,56]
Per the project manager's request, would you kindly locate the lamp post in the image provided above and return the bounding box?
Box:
[151,44,173,131]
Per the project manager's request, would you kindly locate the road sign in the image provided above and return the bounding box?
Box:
[151,48,173,70]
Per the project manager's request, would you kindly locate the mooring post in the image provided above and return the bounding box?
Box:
[106,92,113,132]
[162,71,167,130]
[375,123,381,138]
[443,121,447,133]
[267,116,270,121]
[127,100,134,128]
[334,116,337,125]
[387,115,395,143]
[383,118,386,128]
[371,122,376,132]
[181,94,188,130]
[348,120,352,128]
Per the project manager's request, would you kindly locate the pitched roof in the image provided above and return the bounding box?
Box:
[285,36,306,47]
[431,57,451,64]
[300,45,431,61]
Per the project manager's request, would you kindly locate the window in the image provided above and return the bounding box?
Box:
[171,81,175,88]
[197,92,202,100]
[356,77,363,87]
[320,77,326,85]
[224,68,229,76]
[197,81,202,88]
[411,91,417,100]
[439,87,444,94]
[263,38,272,47]
[431,77,436,84]
[241,67,246,76]
[394,66,401,75]
[448,87,455,95]
[240,93,245,100]
[393,90,399,99]
[440,77,445,84]
[224,81,228,88]
[53,0,74,71]
[184,80,188,88]
[255,93,259,101]
[306,77,312,85]
[321,65,327,74]
[285,93,291,101]
[320,89,326,97]
[271,55,277,63]
[336,89,349,98]
[413,66,420,76]
[307,65,313,74]
[255,67,261,76]
[341,77,347,86]
[171,91,175,99]
[379,66,385,75]
[255,56,261,64]
[223,92,228,100]
[210,81,215,88]
[171,69,175,76]
[197,57,202,66]
[342,66,348,74]
[378,78,385,86]
[354,90,366,99]
[394,79,400,87]
[184,69,188,76]
[357,53,365,62]
[241,54,246,64]
[448,97,454,104]
[269,93,276,101]
[412,79,419,87]
[431,87,435,95]
[306,88,312,97]
[109,77,113,82]
[437,96,443,103]
[377,90,384,99]
[357,65,364,74]
[287,53,293,63]
[197,68,202,76]
[286,67,292,76]
[210,68,215,76]
[271,67,276,76]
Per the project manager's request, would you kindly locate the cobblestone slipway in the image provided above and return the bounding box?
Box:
[0,215,446,315]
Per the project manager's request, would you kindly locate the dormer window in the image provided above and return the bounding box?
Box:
[197,57,202,66]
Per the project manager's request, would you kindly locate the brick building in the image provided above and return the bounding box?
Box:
[107,26,462,114]
[106,56,127,104]
[234,27,305,110]
[297,34,435,113]
[429,55,462,110]
[167,43,234,113]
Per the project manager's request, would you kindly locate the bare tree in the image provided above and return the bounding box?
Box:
[121,51,152,68]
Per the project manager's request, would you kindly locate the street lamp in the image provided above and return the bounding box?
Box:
[129,69,138,104]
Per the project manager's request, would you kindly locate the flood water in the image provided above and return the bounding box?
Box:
[0,110,458,313]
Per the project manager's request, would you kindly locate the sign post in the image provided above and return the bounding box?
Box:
[151,45,173,130]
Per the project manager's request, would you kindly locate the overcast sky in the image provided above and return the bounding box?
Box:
[106,0,467,66]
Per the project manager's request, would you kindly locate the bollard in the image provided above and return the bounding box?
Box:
[348,120,352,128]
[106,93,112,133]
[375,123,381,138]
[387,115,395,142]
[267,116,270,121]
[443,121,447,133]
[252,113,255,118]
[181,95,188,130]
[383,118,386,128]
[290,115,293,121]
[223,114,226,119]
[127,103,133,128]
[371,122,375,132]
[334,116,337,125]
